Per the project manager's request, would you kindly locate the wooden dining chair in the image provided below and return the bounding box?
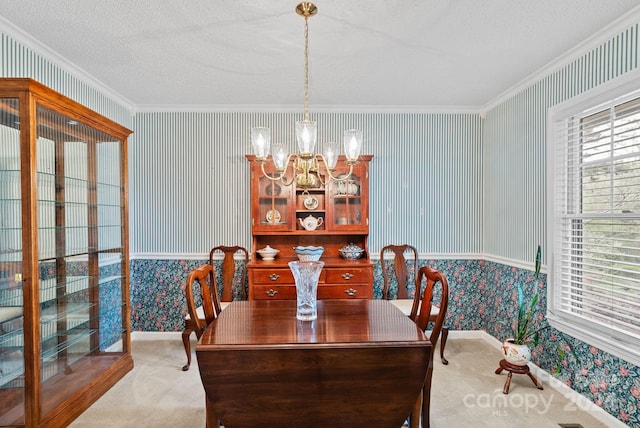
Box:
[182,246,249,371]
[181,264,221,371]
[409,266,449,428]
[380,244,449,364]
[184,265,223,427]
[209,245,249,301]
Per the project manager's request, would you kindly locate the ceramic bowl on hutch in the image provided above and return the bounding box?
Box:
[293,246,324,261]
[256,245,279,261]
[339,243,365,260]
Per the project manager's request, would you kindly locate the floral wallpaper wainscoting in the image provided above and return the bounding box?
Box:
[130,257,640,425]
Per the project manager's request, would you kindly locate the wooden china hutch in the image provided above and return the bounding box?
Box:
[246,154,374,300]
[0,79,133,427]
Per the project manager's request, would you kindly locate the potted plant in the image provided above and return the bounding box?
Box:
[501,245,548,366]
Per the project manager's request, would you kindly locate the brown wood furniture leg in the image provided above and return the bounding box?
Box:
[205,395,220,428]
[410,391,421,428]
[503,372,513,394]
[527,372,544,390]
[440,326,449,365]
[496,359,544,394]
[181,328,192,371]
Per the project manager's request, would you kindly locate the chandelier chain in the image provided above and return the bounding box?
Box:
[303,16,310,121]
[250,3,363,189]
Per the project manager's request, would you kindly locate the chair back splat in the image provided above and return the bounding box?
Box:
[185,264,220,339]
[209,245,249,302]
[380,244,418,301]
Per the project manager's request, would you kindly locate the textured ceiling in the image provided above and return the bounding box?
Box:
[1,0,639,111]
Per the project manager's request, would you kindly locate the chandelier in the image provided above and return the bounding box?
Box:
[250,2,363,189]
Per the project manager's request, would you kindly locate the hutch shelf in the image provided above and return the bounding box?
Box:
[0,79,133,427]
[246,154,374,300]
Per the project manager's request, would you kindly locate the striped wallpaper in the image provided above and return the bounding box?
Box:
[129,111,483,257]
[483,23,639,265]
[2,18,640,265]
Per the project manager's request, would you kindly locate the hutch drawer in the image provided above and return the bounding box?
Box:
[318,283,370,299]
[252,268,327,285]
[250,282,371,300]
[325,267,371,284]
[251,284,299,300]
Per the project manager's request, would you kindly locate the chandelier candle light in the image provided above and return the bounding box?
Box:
[251,2,363,190]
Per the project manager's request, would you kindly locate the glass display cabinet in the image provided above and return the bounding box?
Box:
[0,79,133,427]
[246,154,374,300]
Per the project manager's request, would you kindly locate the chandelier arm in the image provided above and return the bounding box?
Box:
[258,162,284,182]
[258,158,295,187]
[315,171,327,186]
[279,175,295,187]
[318,155,355,182]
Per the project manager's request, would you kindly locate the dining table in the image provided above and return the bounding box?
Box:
[196,299,431,428]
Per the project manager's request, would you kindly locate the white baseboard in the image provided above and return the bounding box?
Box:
[131,331,181,341]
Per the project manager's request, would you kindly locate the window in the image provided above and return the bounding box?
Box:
[548,71,640,366]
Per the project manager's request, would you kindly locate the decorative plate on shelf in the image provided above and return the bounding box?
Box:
[266,209,281,224]
[265,183,281,196]
[303,195,319,210]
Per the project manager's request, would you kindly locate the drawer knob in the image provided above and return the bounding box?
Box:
[266,289,278,297]
[345,288,357,296]
[268,273,280,281]
[342,272,354,280]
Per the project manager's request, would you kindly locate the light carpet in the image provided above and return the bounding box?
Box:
[69,333,618,428]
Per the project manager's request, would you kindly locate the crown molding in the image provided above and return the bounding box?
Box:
[0,14,136,113]
[131,103,482,115]
[481,4,640,114]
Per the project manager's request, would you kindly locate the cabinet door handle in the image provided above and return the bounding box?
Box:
[266,289,278,297]
[342,273,354,280]
[268,273,280,281]
[345,288,357,296]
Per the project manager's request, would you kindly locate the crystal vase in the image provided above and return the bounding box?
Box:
[288,260,324,321]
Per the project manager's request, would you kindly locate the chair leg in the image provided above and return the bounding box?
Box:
[182,327,192,371]
[440,326,449,365]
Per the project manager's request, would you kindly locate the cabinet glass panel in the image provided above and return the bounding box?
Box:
[0,98,24,426]
[34,103,126,396]
[329,172,363,228]
[254,163,293,232]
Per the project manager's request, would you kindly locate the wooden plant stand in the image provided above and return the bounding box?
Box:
[495,359,544,394]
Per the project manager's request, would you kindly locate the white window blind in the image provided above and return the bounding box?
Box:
[548,72,640,366]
